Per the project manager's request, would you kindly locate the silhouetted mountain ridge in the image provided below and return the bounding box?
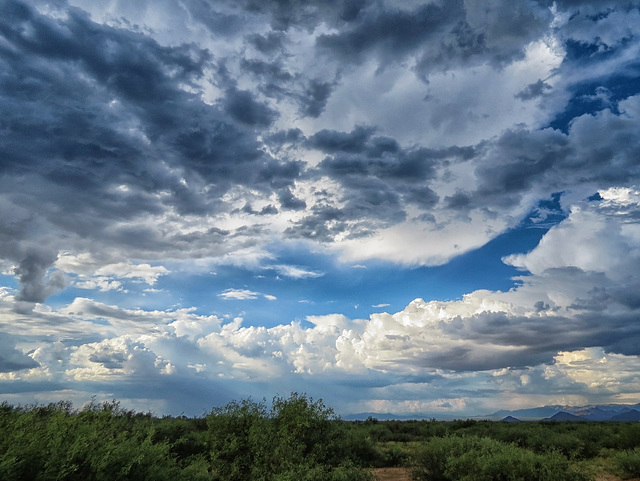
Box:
[489,403,640,421]
[344,403,640,421]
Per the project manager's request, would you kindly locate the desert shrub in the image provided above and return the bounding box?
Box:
[615,448,640,479]
[410,435,469,481]
[340,427,383,467]
[0,400,213,481]
[380,442,409,467]
[206,393,374,481]
[616,423,640,450]
[411,435,589,481]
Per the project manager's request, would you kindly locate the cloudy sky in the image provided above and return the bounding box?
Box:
[2,0,640,417]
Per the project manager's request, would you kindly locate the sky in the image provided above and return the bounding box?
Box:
[1,0,640,418]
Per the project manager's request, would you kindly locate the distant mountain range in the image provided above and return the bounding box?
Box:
[343,412,434,421]
[344,403,640,422]
[490,403,640,422]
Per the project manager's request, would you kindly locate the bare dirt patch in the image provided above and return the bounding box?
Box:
[373,468,640,481]
[374,467,412,481]
[595,476,640,481]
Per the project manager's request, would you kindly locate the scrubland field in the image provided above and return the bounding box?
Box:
[1,394,640,481]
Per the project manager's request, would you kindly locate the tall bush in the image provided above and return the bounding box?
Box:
[206,393,373,481]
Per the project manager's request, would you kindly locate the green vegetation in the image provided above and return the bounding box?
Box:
[0,395,373,481]
[345,417,640,480]
[410,435,588,481]
[2,397,640,480]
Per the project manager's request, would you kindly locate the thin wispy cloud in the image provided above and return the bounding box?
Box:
[219,289,260,300]
[272,265,325,279]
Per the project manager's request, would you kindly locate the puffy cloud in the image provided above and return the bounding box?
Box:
[55,254,169,291]
[0,335,40,373]
[2,0,640,416]
[548,348,640,394]
[505,188,640,279]
[3,0,639,292]
[316,0,551,72]
[67,337,166,380]
[2,187,640,413]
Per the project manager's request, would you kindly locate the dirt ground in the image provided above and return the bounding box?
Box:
[373,467,640,481]
[595,476,640,481]
[373,467,412,481]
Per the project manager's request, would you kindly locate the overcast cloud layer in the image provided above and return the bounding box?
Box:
[1,0,640,416]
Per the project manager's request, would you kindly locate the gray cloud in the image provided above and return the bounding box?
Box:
[298,79,336,118]
[222,88,279,127]
[0,336,39,373]
[281,129,479,241]
[317,0,551,76]
[181,0,246,37]
[0,0,308,300]
[515,79,553,100]
[14,249,65,305]
[2,0,640,418]
[316,1,464,66]
[248,31,286,53]
[3,0,640,300]
[238,0,366,32]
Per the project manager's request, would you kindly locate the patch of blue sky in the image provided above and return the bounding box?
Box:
[0,274,17,290]
[550,40,640,133]
[41,195,569,328]
[126,199,565,328]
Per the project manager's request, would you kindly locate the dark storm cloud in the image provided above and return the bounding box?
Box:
[239,57,339,119]
[444,191,472,210]
[424,306,640,372]
[440,91,640,214]
[473,129,570,203]
[180,0,246,37]
[0,0,307,303]
[536,0,640,8]
[281,127,481,241]
[222,88,278,127]
[255,159,303,188]
[515,79,553,100]
[240,0,366,31]
[317,0,551,75]
[0,336,39,373]
[285,205,377,242]
[298,79,335,118]
[240,58,293,83]
[248,31,286,53]
[0,0,301,203]
[14,249,66,304]
[1,0,199,184]
[277,187,307,211]
[316,1,464,65]
[307,125,376,153]
[309,126,470,180]
[0,202,67,307]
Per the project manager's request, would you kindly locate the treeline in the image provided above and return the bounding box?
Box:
[2,396,640,480]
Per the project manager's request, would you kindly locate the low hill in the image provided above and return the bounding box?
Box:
[543,412,586,422]
[499,416,521,422]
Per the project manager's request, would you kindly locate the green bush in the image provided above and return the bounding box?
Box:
[206,393,374,481]
[615,448,640,479]
[0,400,213,481]
[411,435,589,481]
